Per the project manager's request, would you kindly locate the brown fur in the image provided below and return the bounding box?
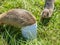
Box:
[0,9,36,27]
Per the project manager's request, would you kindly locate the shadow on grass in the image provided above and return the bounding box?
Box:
[0,25,27,45]
[40,17,51,26]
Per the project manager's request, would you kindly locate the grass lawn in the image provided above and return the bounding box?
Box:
[0,0,60,45]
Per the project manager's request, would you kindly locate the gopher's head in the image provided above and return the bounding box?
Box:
[41,8,52,18]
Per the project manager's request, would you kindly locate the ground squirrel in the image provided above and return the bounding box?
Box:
[41,0,55,18]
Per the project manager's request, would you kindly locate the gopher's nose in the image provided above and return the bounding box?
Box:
[42,12,49,18]
[43,15,46,18]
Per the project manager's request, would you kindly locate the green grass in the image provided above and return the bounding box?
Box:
[0,0,60,45]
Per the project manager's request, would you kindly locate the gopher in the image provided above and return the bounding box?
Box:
[41,0,55,18]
